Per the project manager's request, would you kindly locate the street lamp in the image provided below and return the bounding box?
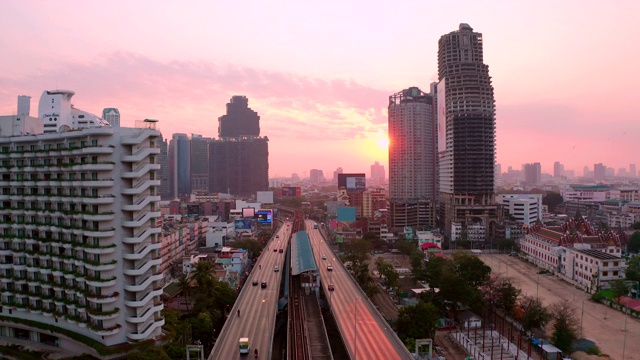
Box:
[354,298,360,360]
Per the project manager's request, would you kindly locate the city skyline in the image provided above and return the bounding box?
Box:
[1,1,638,177]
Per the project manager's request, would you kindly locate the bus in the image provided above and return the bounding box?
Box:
[239,337,249,354]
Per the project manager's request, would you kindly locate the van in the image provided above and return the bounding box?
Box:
[471,249,482,255]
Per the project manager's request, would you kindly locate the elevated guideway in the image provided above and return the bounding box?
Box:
[306,220,413,360]
[207,223,292,359]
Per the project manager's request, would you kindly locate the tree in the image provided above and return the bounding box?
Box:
[375,257,385,279]
[634,222,640,230]
[549,300,579,353]
[127,346,171,360]
[396,301,440,342]
[232,238,263,258]
[519,296,551,332]
[396,238,417,258]
[628,231,640,253]
[610,279,630,299]
[626,256,640,282]
[189,312,214,352]
[177,274,192,314]
[542,192,564,213]
[379,262,400,291]
[480,274,521,314]
[451,252,491,288]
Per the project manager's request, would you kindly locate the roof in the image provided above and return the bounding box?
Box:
[421,242,440,250]
[291,231,317,275]
[576,248,621,260]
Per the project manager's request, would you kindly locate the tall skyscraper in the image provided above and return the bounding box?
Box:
[370,161,385,185]
[630,164,637,178]
[218,95,259,138]
[437,24,501,241]
[594,163,606,181]
[0,90,164,352]
[190,134,211,193]
[170,133,191,197]
[158,134,171,199]
[208,96,268,196]
[309,169,324,183]
[553,161,565,178]
[102,108,120,127]
[333,167,343,182]
[523,162,541,186]
[388,87,437,230]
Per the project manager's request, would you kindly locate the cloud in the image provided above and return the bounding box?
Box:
[0,52,390,140]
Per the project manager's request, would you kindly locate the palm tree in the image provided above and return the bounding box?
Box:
[177,274,192,314]
[192,261,214,288]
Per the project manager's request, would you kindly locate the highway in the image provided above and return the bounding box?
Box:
[306,220,413,360]
[207,222,292,360]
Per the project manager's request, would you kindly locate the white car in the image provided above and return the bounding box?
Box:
[327,265,333,271]
[274,265,280,272]
[322,255,327,260]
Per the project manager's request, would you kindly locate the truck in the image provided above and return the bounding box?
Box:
[239,337,249,354]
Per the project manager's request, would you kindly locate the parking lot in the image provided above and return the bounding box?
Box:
[479,253,640,360]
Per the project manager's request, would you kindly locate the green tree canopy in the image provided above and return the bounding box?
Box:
[231,238,263,258]
[626,256,640,282]
[519,295,551,332]
[127,346,171,360]
[397,301,441,342]
[542,192,564,213]
[628,231,640,253]
[450,252,491,288]
[550,300,579,353]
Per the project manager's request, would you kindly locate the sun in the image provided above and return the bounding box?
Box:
[377,136,389,149]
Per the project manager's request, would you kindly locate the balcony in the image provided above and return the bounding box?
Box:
[83,212,115,222]
[122,147,160,162]
[86,291,119,304]
[87,307,120,320]
[122,242,161,260]
[81,244,117,255]
[82,196,115,205]
[85,260,118,271]
[89,324,121,336]
[121,180,161,195]
[122,196,161,211]
[123,273,163,292]
[120,130,158,145]
[124,288,163,307]
[122,211,160,228]
[85,277,117,287]
[80,146,114,155]
[121,164,161,179]
[123,258,161,276]
[81,179,115,188]
[125,318,164,341]
[81,163,114,172]
[123,227,161,244]
[125,303,163,324]
[83,228,115,238]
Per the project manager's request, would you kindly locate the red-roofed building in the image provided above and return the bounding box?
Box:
[521,221,628,292]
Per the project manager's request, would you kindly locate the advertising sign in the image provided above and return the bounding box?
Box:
[281,186,301,197]
[255,210,272,224]
[234,220,253,230]
[338,173,366,191]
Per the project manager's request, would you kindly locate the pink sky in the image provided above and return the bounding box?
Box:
[1,1,638,178]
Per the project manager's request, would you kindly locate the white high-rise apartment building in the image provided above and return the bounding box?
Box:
[496,194,543,226]
[0,90,163,354]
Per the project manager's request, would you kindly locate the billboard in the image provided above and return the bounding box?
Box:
[234,220,253,230]
[437,79,447,154]
[242,207,255,218]
[281,186,301,197]
[257,191,274,204]
[186,204,200,217]
[337,206,357,222]
[338,173,366,191]
[255,209,273,224]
